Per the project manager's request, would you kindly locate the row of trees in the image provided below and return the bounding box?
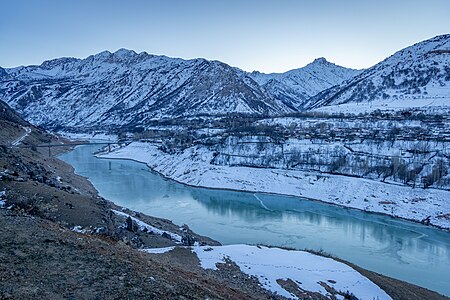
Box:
[212,143,450,189]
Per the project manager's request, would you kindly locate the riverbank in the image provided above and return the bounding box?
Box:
[0,125,273,299]
[1,116,447,299]
[98,142,450,230]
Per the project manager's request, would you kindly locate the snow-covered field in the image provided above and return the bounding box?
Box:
[58,131,118,142]
[312,97,450,115]
[145,245,392,300]
[99,142,450,229]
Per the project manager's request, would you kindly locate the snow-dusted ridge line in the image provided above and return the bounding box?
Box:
[98,142,450,230]
[0,48,360,130]
[305,34,450,111]
[143,245,392,300]
[112,209,182,242]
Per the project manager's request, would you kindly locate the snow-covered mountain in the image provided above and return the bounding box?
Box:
[306,34,450,112]
[0,50,293,129]
[249,57,361,109]
[0,50,358,130]
[5,34,447,130]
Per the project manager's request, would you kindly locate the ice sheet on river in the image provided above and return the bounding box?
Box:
[99,142,450,229]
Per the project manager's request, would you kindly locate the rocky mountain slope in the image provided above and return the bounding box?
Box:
[306,34,450,111]
[0,50,357,131]
[249,57,361,109]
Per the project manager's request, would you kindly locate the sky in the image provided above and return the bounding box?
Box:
[1,0,449,73]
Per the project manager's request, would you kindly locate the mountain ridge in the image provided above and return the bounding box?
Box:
[0,49,357,130]
[248,57,361,109]
[2,34,448,130]
[304,34,450,111]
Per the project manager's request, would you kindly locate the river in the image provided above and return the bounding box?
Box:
[60,144,450,296]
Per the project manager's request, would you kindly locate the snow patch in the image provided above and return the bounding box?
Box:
[0,190,6,208]
[59,132,118,142]
[192,245,392,300]
[71,225,90,234]
[142,247,175,254]
[11,126,31,146]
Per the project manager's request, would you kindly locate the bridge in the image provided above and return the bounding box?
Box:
[15,141,116,148]
[12,141,118,156]
[7,126,120,156]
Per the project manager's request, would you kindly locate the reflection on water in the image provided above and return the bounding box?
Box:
[60,144,450,296]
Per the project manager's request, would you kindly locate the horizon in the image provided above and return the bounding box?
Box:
[2,47,363,73]
[1,0,450,73]
[2,32,447,74]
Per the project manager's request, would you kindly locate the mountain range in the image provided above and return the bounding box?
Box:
[0,34,449,130]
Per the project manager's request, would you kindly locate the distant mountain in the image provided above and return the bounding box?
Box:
[305,34,450,111]
[249,57,361,109]
[0,50,358,130]
[0,50,291,129]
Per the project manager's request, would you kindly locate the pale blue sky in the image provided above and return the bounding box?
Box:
[1,0,449,72]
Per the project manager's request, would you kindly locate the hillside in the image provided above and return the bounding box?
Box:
[0,100,274,299]
[306,34,450,113]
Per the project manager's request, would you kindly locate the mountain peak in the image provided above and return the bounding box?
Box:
[312,57,329,64]
[303,57,338,70]
[40,57,80,69]
[113,48,137,58]
[92,50,112,60]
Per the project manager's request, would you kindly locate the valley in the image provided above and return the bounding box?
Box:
[1,33,450,299]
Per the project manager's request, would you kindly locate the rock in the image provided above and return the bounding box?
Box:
[421,216,431,225]
[126,216,138,232]
[64,202,74,209]
[95,227,106,234]
[182,234,195,246]
[131,236,142,248]
[161,232,171,240]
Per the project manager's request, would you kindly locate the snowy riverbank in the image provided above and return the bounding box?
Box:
[98,142,450,230]
[145,245,392,300]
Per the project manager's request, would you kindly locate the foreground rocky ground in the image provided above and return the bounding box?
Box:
[0,101,448,299]
[0,104,272,299]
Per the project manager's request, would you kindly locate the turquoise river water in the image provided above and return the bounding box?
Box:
[60,144,450,296]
